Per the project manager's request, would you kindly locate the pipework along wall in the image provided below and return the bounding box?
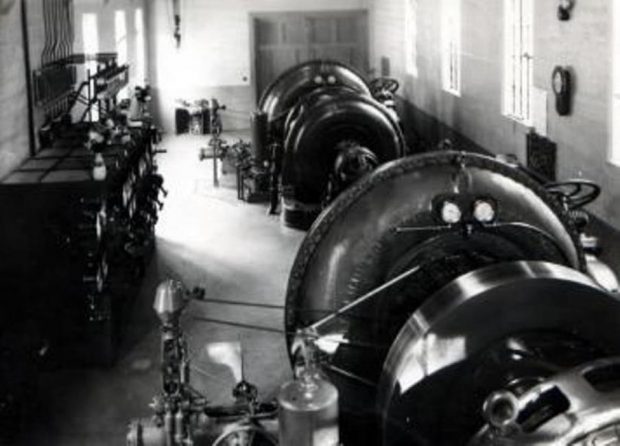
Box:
[0,1,30,180]
[2,0,66,174]
[146,0,369,133]
[369,0,619,228]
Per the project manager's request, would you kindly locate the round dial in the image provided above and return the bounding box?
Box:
[553,68,565,94]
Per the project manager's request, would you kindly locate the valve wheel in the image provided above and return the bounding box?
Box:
[546,179,601,210]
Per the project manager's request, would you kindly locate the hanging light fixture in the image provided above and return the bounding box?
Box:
[172,0,181,48]
[558,0,574,21]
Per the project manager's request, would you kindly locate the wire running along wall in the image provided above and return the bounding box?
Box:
[33,0,76,116]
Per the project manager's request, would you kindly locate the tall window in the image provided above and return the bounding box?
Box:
[404,0,418,77]
[504,0,533,124]
[611,1,620,165]
[441,0,461,96]
[82,13,99,67]
[82,13,99,120]
[115,10,128,66]
[134,8,146,85]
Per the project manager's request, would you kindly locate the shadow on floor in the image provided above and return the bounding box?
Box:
[14,133,305,445]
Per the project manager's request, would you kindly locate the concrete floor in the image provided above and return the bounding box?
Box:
[14,133,620,446]
[20,133,306,445]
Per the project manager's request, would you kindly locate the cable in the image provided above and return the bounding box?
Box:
[324,364,376,388]
[195,297,284,310]
[192,316,389,351]
[192,297,388,322]
[308,263,422,331]
[192,316,286,335]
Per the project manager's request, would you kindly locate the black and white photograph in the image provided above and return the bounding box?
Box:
[1,0,620,444]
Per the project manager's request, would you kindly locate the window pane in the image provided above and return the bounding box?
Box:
[504,0,533,124]
[405,0,418,77]
[115,10,128,66]
[135,8,146,85]
[611,1,620,165]
[441,0,461,96]
[82,13,99,56]
[82,13,99,120]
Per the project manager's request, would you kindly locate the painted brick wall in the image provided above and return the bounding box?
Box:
[532,0,616,224]
[1,0,61,177]
[146,0,370,132]
[0,1,30,180]
[0,0,148,180]
[370,0,619,227]
[26,0,61,147]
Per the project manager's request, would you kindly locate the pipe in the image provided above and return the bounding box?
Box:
[20,0,36,156]
[41,0,51,65]
[51,0,60,62]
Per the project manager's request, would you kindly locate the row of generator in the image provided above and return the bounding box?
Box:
[127,60,620,446]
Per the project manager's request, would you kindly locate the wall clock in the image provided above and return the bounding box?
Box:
[552,66,572,116]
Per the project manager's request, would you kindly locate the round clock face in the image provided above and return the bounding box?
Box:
[553,70,564,93]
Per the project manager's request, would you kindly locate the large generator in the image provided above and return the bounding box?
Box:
[130,150,620,445]
[252,60,406,229]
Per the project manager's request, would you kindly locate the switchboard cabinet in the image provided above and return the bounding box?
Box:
[0,124,161,365]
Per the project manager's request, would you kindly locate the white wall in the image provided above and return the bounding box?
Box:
[0,0,148,180]
[147,0,369,132]
[370,0,527,157]
[0,1,30,180]
[74,0,146,87]
[369,0,620,227]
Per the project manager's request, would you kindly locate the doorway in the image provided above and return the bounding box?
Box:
[251,10,369,102]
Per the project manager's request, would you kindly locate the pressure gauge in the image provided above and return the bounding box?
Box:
[440,200,462,225]
[473,199,497,224]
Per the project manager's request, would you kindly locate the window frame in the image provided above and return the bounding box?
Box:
[441,0,462,96]
[134,8,146,85]
[82,13,100,121]
[82,13,99,58]
[610,0,620,165]
[503,0,534,126]
[114,10,128,67]
[404,0,418,78]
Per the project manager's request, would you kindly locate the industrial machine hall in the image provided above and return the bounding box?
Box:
[5,0,620,444]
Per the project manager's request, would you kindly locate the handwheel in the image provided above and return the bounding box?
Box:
[211,423,277,446]
[284,152,586,444]
[370,78,400,96]
[378,261,620,445]
[545,179,601,210]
